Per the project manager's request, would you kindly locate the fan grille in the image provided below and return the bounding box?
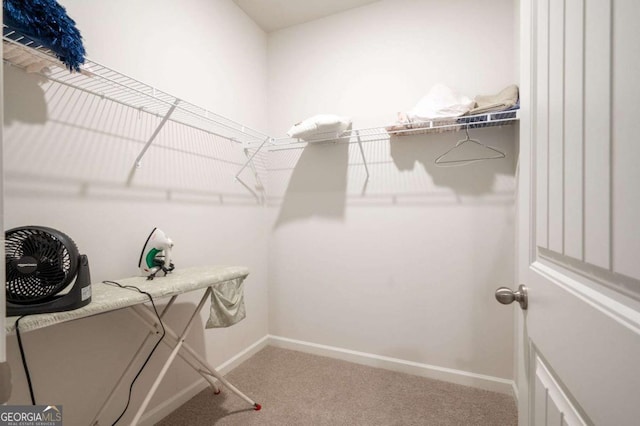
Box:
[5,227,79,303]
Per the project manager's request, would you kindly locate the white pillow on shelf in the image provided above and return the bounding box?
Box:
[287,114,352,142]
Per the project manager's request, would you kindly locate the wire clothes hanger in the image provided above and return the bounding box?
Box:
[434,124,506,167]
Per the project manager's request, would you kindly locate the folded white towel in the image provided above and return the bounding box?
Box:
[287,114,352,141]
[469,84,519,114]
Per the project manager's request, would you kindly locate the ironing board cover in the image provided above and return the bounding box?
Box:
[5,265,250,333]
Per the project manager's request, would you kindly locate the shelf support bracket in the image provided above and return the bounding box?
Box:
[235,137,271,204]
[236,147,267,205]
[134,99,180,168]
[245,147,267,202]
[126,99,180,185]
[355,130,370,194]
[235,137,270,179]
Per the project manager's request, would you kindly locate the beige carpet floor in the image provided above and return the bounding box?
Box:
[156,346,517,425]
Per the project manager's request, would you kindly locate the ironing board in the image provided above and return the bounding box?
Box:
[5,265,261,425]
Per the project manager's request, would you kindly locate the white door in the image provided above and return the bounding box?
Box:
[515,0,640,425]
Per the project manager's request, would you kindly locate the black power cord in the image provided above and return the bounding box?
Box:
[15,315,36,405]
[102,281,166,426]
[13,281,165,424]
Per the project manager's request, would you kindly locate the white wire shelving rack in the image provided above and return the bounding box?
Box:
[2,26,269,200]
[265,110,519,150]
[258,110,519,184]
[3,25,518,198]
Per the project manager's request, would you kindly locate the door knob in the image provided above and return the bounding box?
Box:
[495,285,528,310]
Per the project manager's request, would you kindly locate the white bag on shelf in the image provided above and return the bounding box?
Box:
[408,84,474,121]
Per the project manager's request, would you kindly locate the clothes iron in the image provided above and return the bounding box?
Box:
[138,228,175,279]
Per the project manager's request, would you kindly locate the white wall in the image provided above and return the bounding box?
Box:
[3,0,520,421]
[267,0,517,384]
[3,0,269,424]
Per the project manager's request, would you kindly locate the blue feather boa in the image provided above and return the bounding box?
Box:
[4,0,86,71]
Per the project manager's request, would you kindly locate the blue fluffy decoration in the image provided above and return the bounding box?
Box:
[3,0,86,71]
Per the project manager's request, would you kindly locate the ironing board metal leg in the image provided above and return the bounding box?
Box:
[132,297,260,409]
[129,306,220,392]
[90,296,177,426]
[133,304,221,377]
[130,288,212,425]
[198,365,257,407]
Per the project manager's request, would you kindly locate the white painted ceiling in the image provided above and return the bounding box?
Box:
[233,0,381,32]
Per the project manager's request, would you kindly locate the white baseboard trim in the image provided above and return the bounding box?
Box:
[216,335,271,375]
[139,334,270,426]
[268,335,515,396]
[138,378,208,426]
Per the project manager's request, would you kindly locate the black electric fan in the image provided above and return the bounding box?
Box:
[5,226,91,316]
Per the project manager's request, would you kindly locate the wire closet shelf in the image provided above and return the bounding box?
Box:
[3,25,518,200]
[3,25,518,152]
[265,110,520,151]
[2,26,269,147]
